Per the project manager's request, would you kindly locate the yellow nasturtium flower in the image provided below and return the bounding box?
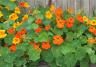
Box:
[5,6,10,10]
[12,37,20,44]
[14,7,21,14]
[13,22,23,28]
[50,4,55,12]
[24,2,30,8]
[45,11,52,19]
[83,16,88,22]
[0,11,3,18]
[9,13,18,21]
[22,14,28,21]
[90,20,96,26]
[0,30,7,38]
[67,8,74,14]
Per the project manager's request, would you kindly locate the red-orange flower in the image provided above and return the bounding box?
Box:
[15,32,22,38]
[35,18,42,24]
[20,28,27,35]
[42,42,51,50]
[66,22,74,28]
[15,28,27,38]
[35,27,42,33]
[7,27,15,34]
[45,25,51,31]
[53,35,64,45]
[67,17,74,23]
[19,2,25,7]
[66,17,74,28]
[9,44,16,52]
[77,15,83,23]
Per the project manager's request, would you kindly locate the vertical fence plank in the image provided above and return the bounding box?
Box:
[53,0,67,10]
[82,0,89,16]
[55,0,62,7]
[62,0,68,10]
[94,0,96,9]
[75,0,81,14]
[41,0,46,7]
[89,0,94,16]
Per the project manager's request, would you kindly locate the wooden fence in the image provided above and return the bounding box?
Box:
[19,0,96,16]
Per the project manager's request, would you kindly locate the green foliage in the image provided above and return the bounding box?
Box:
[80,57,89,67]
[4,34,14,46]
[51,46,62,58]
[38,32,48,42]
[42,50,54,63]
[27,45,41,62]
[0,0,16,10]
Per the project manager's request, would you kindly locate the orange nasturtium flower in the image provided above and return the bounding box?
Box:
[14,7,21,14]
[42,42,51,50]
[12,37,21,44]
[45,25,51,31]
[33,42,40,50]
[19,2,30,8]
[45,11,52,19]
[35,27,42,33]
[7,27,15,34]
[77,15,83,23]
[0,30,7,38]
[22,14,29,21]
[93,29,96,35]
[55,7,63,17]
[35,18,42,24]
[53,35,64,45]
[56,19,65,29]
[9,13,18,21]
[88,26,96,35]
[23,2,30,8]
[9,44,16,52]
[88,26,96,33]
[88,38,96,44]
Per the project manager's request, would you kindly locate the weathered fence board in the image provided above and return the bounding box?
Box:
[25,0,96,16]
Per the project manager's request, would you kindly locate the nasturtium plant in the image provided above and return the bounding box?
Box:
[0,0,96,67]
